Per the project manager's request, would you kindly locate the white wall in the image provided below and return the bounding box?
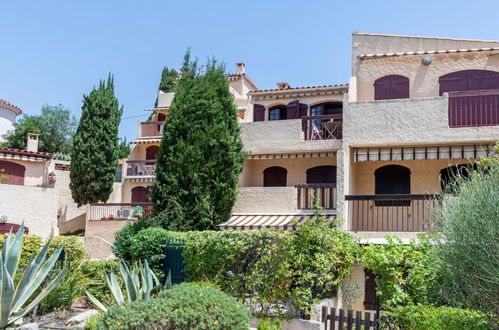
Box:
[0,108,16,142]
[0,185,58,237]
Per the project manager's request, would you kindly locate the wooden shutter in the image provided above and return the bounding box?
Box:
[146,146,160,160]
[253,104,266,122]
[375,165,411,206]
[0,161,25,186]
[440,70,499,95]
[263,167,287,187]
[299,103,308,117]
[374,75,409,100]
[131,186,149,202]
[306,166,337,184]
[287,100,299,119]
[157,113,166,121]
[364,270,379,310]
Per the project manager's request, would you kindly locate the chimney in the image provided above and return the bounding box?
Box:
[26,133,39,153]
[276,82,291,90]
[235,62,245,75]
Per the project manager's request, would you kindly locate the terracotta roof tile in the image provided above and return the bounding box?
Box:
[0,148,52,159]
[0,99,23,115]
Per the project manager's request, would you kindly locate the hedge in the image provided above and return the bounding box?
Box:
[81,260,121,305]
[96,283,251,330]
[114,218,358,316]
[382,305,497,330]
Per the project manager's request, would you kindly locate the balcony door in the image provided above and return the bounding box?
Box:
[263,166,287,187]
[439,70,499,95]
[375,165,410,206]
[306,166,336,184]
[131,186,150,203]
[146,146,160,160]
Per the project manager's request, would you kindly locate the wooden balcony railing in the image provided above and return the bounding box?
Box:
[139,121,165,137]
[88,202,153,221]
[296,183,337,210]
[346,194,440,232]
[302,114,342,140]
[448,89,499,127]
[126,160,156,177]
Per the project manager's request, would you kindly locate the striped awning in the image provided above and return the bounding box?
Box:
[248,151,336,160]
[130,138,162,144]
[353,144,494,162]
[218,213,336,231]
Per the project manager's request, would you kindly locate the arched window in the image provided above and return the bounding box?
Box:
[0,161,26,185]
[131,186,150,203]
[157,113,166,122]
[306,166,337,184]
[146,146,160,160]
[374,75,409,100]
[375,165,411,206]
[263,166,287,187]
[439,70,499,95]
[268,106,287,121]
[440,163,478,193]
[310,102,343,116]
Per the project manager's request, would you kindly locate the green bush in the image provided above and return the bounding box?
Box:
[96,283,251,330]
[361,235,440,308]
[85,313,102,330]
[0,234,42,267]
[81,260,121,306]
[382,305,496,330]
[113,218,151,261]
[49,235,85,262]
[257,318,282,330]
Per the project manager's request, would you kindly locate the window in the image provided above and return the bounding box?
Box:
[374,75,409,100]
[374,165,411,206]
[146,146,160,160]
[0,161,26,186]
[131,186,151,203]
[440,163,478,193]
[268,106,287,121]
[306,166,337,184]
[263,166,287,187]
[310,102,343,116]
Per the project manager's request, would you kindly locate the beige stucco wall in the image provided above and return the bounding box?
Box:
[85,220,128,244]
[0,158,50,186]
[241,119,341,154]
[352,33,499,102]
[127,142,160,161]
[350,158,474,195]
[344,96,499,146]
[121,180,151,203]
[240,157,336,187]
[233,187,297,213]
[0,184,58,237]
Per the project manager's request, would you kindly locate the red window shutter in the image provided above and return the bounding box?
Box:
[439,71,469,95]
[157,113,166,121]
[299,103,308,117]
[374,75,409,100]
[0,161,25,185]
[440,70,499,95]
[253,104,266,122]
[146,146,160,160]
[131,186,149,202]
[287,100,299,119]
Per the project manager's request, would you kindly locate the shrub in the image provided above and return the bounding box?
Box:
[85,313,102,330]
[81,260,121,306]
[0,234,43,267]
[361,235,440,308]
[129,227,172,278]
[433,150,499,314]
[96,283,251,330]
[257,318,282,330]
[113,218,150,261]
[49,235,85,262]
[382,305,496,330]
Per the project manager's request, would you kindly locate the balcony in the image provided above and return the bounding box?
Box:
[302,115,342,140]
[88,202,153,221]
[138,121,164,138]
[295,183,337,209]
[448,89,499,127]
[125,160,156,177]
[346,194,440,232]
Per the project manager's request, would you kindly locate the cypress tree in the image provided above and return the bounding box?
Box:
[70,75,123,206]
[158,66,178,93]
[151,53,245,231]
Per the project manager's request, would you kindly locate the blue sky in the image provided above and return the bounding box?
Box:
[1,0,499,140]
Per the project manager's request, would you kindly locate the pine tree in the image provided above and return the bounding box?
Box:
[70,75,123,206]
[158,66,178,93]
[151,53,245,231]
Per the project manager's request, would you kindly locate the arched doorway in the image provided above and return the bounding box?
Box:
[440,163,478,193]
[146,146,160,160]
[263,166,287,187]
[306,166,337,184]
[0,161,26,185]
[131,186,150,203]
[375,165,411,206]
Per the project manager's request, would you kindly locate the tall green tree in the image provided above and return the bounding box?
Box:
[151,52,245,231]
[2,104,77,154]
[117,137,131,159]
[158,66,178,93]
[70,75,123,206]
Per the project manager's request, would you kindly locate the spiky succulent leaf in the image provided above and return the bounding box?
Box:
[85,291,107,313]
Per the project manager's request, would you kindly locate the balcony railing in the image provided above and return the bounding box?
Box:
[296,183,337,209]
[302,114,342,140]
[88,202,153,220]
[126,160,156,177]
[448,89,499,127]
[346,194,440,232]
[139,121,165,138]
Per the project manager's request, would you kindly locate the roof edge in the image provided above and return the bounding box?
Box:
[352,32,499,44]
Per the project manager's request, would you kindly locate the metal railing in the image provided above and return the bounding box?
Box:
[302,114,342,140]
[296,183,337,209]
[126,160,156,177]
[448,89,499,127]
[346,194,440,232]
[139,121,165,137]
[88,202,153,220]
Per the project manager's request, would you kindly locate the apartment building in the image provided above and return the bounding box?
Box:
[87,33,499,243]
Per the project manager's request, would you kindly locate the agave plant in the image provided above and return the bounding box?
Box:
[0,224,66,328]
[86,260,165,312]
